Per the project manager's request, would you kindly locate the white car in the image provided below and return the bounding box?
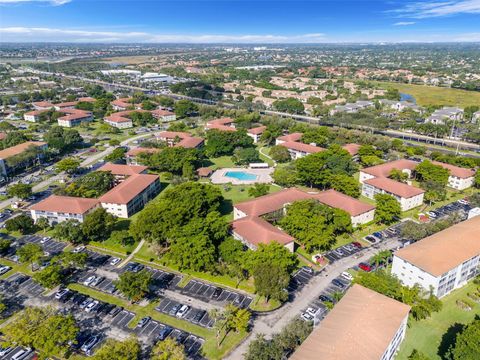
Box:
[72,245,86,253]
[457,199,469,205]
[0,265,11,275]
[305,307,317,317]
[85,300,99,312]
[426,211,437,218]
[341,271,353,281]
[11,348,32,360]
[176,305,190,318]
[55,288,70,300]
[301,312,314,322]
[83,276,97,286]
[109,257,121,266]
[40,236,50,244]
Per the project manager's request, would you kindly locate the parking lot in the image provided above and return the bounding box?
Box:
[179,279,253,309]
[299,274,352,324]
[156,298,213,328]
[1,346,36,360]
[3,273,45,297]
[287,266,315,293]
[117,262,183,290]
[19,234,67,257]
[323,241,364,263]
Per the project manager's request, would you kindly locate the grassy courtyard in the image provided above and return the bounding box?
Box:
[396,281,480,359]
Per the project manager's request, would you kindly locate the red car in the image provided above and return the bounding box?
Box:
[359,262,372,272]
[351,242,362,248]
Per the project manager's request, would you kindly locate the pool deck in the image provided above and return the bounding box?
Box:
[210,167,274,185]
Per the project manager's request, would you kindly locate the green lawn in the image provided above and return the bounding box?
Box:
[372,81,480,108]
[208,156,236,170]
[396,281,480,360]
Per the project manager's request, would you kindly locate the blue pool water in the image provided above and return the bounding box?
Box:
[225,171,258,181]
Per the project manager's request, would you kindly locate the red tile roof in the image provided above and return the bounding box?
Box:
[55,101,77,108]
[177,137,204,148]
[156,131,191,140]
[232,216,295,246]
[314,189,375,216]
[279,141,325,154]
[98,163,148,176]
[364,177,425,198]
[151,109,175,117]
[32,101,54,108]
[235,188,312,217]
[99,174,159,204]
[291,284,410,360]
[0,141,47,160]
[197,167,213,177]
[248,126,267,135]
[30,195,99,214]
[207,117,234,126]
[155,131,204,149]
[104,110,148,123]
[432,161,476,179]
[342,143,361,156]
[361,159,418,178]
[277,132,303,142]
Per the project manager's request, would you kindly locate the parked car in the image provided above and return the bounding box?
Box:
[108,306,123,317]
[176,305,190,318]
[55,288,70,300]
[157,326,173,341]
[318,294,333,303]
[72,245,85,253]
[341,271,353,281]
[351,242,362,248]
[40,236,50,244]
[332,279,346,289]
[169,304,182,316]
[0,265,11,275]
[79,298,93,309]
[364,236,377,244]
[83,276,97,286]
[81,335,100,354]
[91,276,104,287]
[301,312,314,321]
[85,300,99,313]
[11,348,32,360]
[359,262,372,272]
[192,310,206,324]
[305,307,317,316]
[137,316,151,328]
[212,287,222,299]
[109,257,121,266]
[0,346,13,357]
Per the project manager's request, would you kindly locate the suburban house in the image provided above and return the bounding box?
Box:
[291,284,410,360]
[329,100,374,115]
[247,126,266,143]
[126,147,161,165]
[155,131,204,149]
[392,216,480,298]
[205,117,236,132]
[232,188,375,251]
[0,141,48,177]
[99,173,161,218]
[151,109,176,122]
[425,107,464,125]
[431,161,476,190]
[30,195,100,224]
[360,159,425,211]
[379,99,422,113]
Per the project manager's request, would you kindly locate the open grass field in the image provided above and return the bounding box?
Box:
[373,81,480,108]
[396,281,480,359]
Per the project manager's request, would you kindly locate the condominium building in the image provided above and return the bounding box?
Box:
[291,284,410,360]
[0,141,48,177]
[392,216,480,298]
[30,195,100,224]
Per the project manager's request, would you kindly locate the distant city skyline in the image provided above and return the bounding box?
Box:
[0,0,479,43]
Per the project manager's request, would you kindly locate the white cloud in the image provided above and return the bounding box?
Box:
[392,0,480,18]
[0,26,327,43]
[453,32,480,41]
[393,22,416,26]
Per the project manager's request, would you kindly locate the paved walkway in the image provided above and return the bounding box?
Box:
[118,239,145,268]
[225,238,401,359]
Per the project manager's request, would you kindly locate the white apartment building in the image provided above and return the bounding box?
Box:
[151,109,176,122]
[362,177,425,211]
[30,195,100,224]
[392,216,480,298]
[247,126,266,143]
[99,174,161,218]
[104,116,133,129]
[291,284,410,360]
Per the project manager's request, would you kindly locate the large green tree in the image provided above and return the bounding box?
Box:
[151,338,185,360]
[82,208,116,242]
[374,194,401,224]
[7,183,32,200]
[114,269,152,302]
[92,337,141,360]
[448,317,480,360]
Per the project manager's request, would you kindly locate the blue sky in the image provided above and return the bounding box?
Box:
[0,0,479,43]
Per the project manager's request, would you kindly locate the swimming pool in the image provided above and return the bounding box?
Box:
[224,171,258,181]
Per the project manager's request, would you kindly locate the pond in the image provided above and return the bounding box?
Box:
[400,92,416,103]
